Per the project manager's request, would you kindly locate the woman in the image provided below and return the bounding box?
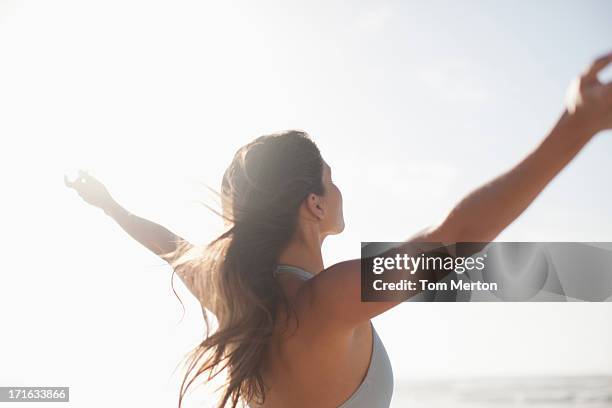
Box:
[66,52,612,408]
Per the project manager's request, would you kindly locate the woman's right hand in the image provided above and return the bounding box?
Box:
[64,169,116,211]
[564,51,612,134]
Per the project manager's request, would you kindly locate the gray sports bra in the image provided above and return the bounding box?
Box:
[269,264,395,408]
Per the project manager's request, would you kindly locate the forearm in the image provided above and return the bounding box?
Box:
[103,200,186,258]
[441,110,597,242]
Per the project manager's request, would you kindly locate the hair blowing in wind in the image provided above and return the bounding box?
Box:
[161,131,326,408]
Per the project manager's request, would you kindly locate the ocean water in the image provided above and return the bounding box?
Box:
[391,376,612,407]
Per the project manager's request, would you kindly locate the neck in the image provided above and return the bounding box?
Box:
[277,223,325,275]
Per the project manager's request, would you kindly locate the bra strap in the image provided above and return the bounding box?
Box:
[274,264,315,280]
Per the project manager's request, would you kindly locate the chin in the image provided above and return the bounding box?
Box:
[336,220,346,234]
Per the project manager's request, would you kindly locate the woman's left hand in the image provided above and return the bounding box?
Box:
[565,51,612,134]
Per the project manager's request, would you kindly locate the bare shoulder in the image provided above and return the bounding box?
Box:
[288,223,460,333]
[290,259,396,334]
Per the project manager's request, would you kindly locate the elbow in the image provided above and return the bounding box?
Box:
[435,208,499,244]
[449,222,499,243]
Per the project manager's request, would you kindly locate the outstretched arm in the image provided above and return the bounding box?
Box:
[424,109,596,244]
[409,52,612,245]
[102,200,189,259]
[65,170,192,260]
[65,171,214,311]
[301,51,612,332]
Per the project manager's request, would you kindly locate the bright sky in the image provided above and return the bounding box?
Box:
[1,0,611,407]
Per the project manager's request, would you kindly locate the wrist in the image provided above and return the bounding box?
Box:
[558,108,600,142]
[103,200,123,217]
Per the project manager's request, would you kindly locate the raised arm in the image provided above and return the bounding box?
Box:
[431,52,612,243]
[64,169,192,260]
[428,110,598,243]
[301,51,612,332]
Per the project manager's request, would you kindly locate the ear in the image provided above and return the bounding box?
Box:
[305,192,325,221]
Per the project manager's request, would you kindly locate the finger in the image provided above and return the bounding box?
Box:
[78,169,89,182]
[584,51,612,80]
[64,174,72,188]
[64,174,79,190]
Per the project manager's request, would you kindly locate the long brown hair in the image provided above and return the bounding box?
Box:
[164,130,325,408]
